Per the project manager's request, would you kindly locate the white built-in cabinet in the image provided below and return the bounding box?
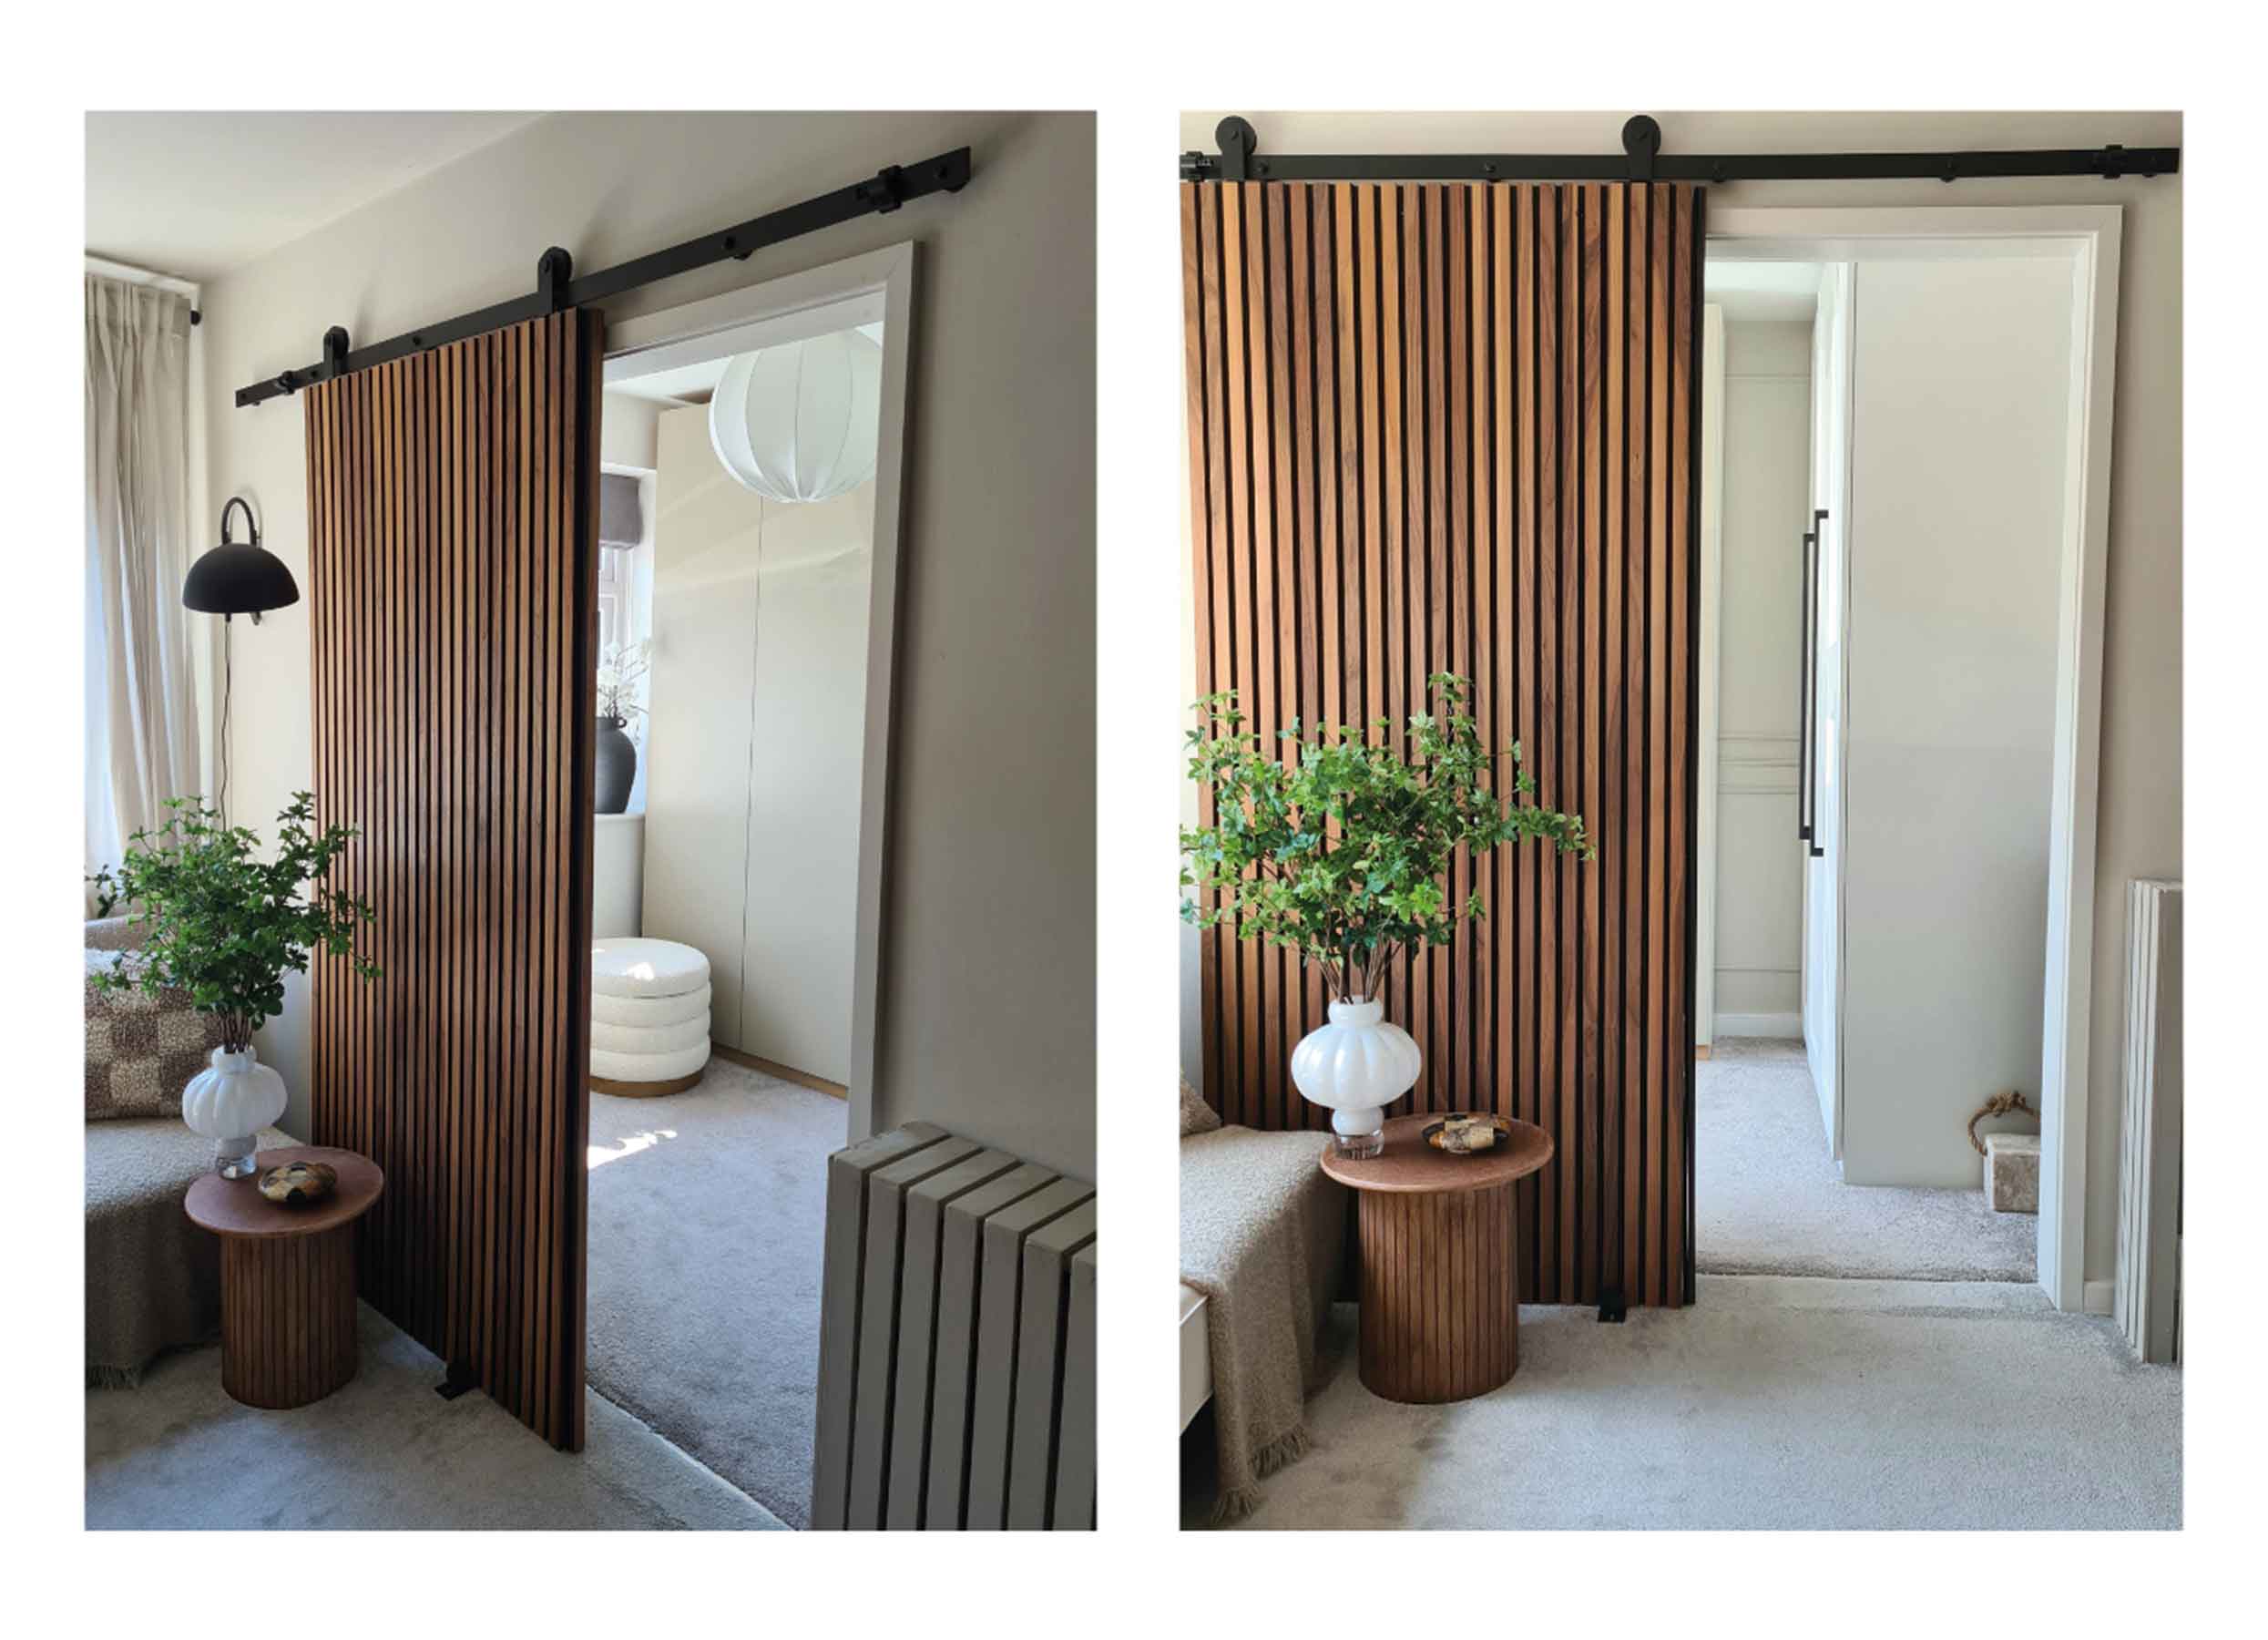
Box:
[639,404,873,1085]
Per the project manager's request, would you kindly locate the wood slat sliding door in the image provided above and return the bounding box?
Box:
[1181,180,1704,1307]
[305,308,604,1445]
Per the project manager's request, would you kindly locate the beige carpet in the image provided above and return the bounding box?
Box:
[1188,1276,2180,1530]
[87,1304,784,1529]
[585,1057,845,1529]
[1698,1037,2037,1282]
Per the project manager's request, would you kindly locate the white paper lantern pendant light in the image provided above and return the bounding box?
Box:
[708,329,883,504]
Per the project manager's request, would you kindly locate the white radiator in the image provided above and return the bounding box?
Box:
[2114,880,2182,1364]
[812,1123,1098,1529]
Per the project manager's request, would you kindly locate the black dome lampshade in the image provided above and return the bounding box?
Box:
[184,497,299,623]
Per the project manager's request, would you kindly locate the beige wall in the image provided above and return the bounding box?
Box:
[206,112,1095,1177]
[1179,111,2180,1283]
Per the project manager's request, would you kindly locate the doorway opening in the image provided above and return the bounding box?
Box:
[583,248,913,1526]
[1694,211,2119,1303]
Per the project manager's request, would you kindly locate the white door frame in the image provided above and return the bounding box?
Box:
[601,241,918,1147]
[1707,205,2122,1313]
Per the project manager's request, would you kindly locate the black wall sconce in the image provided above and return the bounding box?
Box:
[183,497,299,623]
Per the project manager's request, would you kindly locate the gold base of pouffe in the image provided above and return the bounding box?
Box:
[590,1068,706,1098]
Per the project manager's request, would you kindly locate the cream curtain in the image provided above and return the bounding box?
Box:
[86,273,200,872]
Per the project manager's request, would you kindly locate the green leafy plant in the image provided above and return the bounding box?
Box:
[1181,671,1594,1004]
[87,794,381,1053]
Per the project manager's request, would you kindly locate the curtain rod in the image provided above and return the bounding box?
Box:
[233,147,971,409]
[87,254,204,324]
[1180,116,2179,187]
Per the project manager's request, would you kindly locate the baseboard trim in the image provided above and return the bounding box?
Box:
[1714,1011,1801,1040]
[2083,1278,2115,1317]
[711,1043,849,1101]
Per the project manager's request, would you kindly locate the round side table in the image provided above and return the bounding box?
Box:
[184,1145,383,1410]
[1321,1113,1554,1404]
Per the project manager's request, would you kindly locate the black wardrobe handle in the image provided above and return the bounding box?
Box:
[1798,528,1816,846]
[1804,510,1827,859]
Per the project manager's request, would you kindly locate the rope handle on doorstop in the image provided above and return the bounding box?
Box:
[1967,1090,2038,1156]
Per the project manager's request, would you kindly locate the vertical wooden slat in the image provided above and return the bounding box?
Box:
[1394,183,1421,1091]
[1288,185,1323,1103]
[1622,181,1650,1302]
[1425,184,1453,1112]
[1603,185,1627,1297]
[1182,185,1223,1116]
[1557,182,1580,1301]
[302,310,600,1445]
[1249,181,1285,1134]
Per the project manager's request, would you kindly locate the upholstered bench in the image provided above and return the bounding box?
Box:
[590,938,712,1095]
[84,917,289,1387]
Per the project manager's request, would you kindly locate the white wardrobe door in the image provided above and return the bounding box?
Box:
[641,405,758,1049]
[1838,256,2074,1186]
[1803,262,1854,1161]
[738,485,873,1086]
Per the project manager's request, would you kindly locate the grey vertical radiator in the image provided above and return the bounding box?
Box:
[812,1123,1098,1529]
[2114,880,2182,1364]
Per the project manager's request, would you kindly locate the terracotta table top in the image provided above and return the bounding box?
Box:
[1320,1113,1554,1194]
[184,1145,384,1238]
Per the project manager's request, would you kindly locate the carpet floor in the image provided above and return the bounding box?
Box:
[1190,1276,2180,1530]
[87,1305,784,1529]
[1698,1037,2037,1282]
[585,1058,845,1529]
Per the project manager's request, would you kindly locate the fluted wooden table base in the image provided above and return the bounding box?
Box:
[1354,1184,1521,1403]
[220,1225,361,1409]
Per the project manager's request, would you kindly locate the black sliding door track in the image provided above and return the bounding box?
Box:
[232,147,971,408]
[1180,115,2177,188]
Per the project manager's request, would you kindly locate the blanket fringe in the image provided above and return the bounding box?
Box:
[1211,1484,1265,1526]
[87,1363,143,1390]
[1210,1425,1314,1526]
[1251,1424,1311,1480]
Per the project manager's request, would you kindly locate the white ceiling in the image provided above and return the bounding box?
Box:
[1705,260,1822,323]
[86,111,545,282]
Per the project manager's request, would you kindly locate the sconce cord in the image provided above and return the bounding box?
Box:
[220,620,232,826]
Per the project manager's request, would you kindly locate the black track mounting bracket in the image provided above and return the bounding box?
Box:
[435,1359,479,1400]
[855,163,908,214]
[1598,1286,1629,1324]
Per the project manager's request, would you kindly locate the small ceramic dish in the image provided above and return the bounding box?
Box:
[1421,1112,1513,1155]
[259,1159,338,1206]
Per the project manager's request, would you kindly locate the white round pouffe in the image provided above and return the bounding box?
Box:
[590,1012,711,1056]
[590,938,712,1095]
[592,986,711,1029]
[591,938,711,1000]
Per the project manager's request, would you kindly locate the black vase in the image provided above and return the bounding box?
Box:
[595,716,637,814]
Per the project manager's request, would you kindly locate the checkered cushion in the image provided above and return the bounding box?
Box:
[85,950,223,1122]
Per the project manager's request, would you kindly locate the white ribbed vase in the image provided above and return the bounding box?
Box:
[1290,999,1422,1158]
[180,1046,287,1180]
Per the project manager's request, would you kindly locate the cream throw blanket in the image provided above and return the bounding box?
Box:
[1180,1125,1346,1522]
